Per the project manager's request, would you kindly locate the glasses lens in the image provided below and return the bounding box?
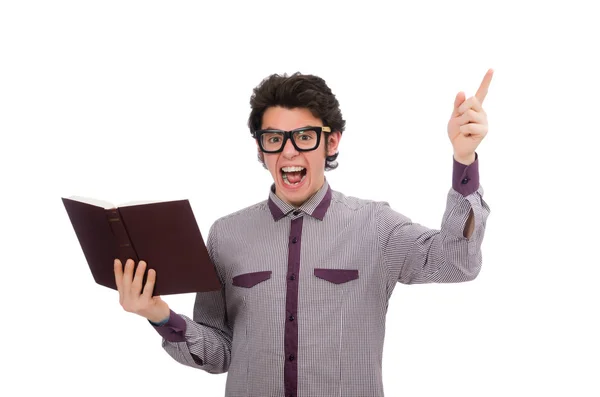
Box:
[292,129,319,150]
[260,131,285,152]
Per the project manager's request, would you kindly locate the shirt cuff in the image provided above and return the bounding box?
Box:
[452,152,480,196]
[149,309,187,342]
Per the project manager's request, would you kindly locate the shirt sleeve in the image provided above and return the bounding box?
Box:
[150,220,232,374]
[377,152,490,284]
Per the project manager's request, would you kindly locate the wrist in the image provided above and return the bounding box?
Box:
[454,152,476,165]
[147,307,171,324]
[149,316,169,327]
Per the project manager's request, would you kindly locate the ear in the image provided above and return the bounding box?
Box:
[326,131,342,156]
[255,140,265,163]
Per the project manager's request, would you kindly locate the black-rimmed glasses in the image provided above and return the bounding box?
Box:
[253,126,331,153]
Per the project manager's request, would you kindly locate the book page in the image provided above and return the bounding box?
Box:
[119,200,163,207]
[66,196,116,209]
[65,196,172,208]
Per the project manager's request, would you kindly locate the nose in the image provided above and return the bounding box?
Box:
[282,137,299,159]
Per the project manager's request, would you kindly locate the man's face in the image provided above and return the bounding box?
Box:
[260,106,341,207]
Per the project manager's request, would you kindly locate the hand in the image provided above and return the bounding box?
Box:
[114,258,170,323]
[447,69,494,164]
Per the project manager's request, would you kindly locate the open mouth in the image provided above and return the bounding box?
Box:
[281,166,307,186]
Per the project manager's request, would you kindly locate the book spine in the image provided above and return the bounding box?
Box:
[106,209,138,264]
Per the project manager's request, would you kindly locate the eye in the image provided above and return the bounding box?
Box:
[262,132,283,145]
[295,130,316,141]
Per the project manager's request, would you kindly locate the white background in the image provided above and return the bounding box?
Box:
[2,1,599,396]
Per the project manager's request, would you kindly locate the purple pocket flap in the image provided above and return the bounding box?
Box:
[314,268,359,284]
[232,271,272,288]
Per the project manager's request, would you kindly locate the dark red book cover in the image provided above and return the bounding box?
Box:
[62,197,222,295]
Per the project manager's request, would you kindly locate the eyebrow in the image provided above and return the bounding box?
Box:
[261,125,314,130]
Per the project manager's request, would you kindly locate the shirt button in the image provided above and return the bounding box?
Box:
[461,177,470,184]
[289,274,296,281]
[292,237,298,243]
[293,210,301,216]
[288,315,295,321]
[288,354,295,361]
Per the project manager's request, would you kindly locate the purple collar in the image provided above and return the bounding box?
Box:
[268,179,332,221]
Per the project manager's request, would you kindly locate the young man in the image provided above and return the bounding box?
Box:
[115,70,493,397]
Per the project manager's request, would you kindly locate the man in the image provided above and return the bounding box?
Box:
[114,70,493,396]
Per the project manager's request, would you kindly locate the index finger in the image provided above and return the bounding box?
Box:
[114,259,123,289]
[114,259,124,301]
[475,68,494,104]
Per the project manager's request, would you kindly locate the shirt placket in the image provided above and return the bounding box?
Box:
[284,212,303,397]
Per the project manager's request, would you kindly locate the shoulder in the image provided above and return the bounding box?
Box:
[330,189,388,212]
[212,199,270,228]
[329,188,409,224]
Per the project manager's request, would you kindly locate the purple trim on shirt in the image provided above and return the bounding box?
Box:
[452,152,480,196]
[284,217,303,397]
[268,180,333,222]
[268,196,286,221]
[150,309,187,343]
[232,271,272,288]
[314,268,359,284]
[311,185,332,220]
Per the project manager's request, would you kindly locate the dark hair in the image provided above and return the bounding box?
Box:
[248,72,346,170]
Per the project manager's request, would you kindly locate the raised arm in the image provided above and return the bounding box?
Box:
[378,154,490,285]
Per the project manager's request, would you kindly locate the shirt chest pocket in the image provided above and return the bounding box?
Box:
[314,268,359,284]
[232,270,272,288]
[228,271,273,322]
[310,269,360,324]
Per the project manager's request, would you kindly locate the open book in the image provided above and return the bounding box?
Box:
[62,196,222,296]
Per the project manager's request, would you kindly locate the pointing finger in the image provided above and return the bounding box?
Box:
[475,68,494,104]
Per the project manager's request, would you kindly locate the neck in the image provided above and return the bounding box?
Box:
[275,178,326,208]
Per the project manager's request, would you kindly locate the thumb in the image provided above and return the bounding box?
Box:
[452,91,466,117]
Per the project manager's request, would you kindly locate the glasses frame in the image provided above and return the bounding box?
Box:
[253,126,332,153]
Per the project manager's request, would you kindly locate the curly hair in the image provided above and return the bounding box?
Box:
[248,72,346,170]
